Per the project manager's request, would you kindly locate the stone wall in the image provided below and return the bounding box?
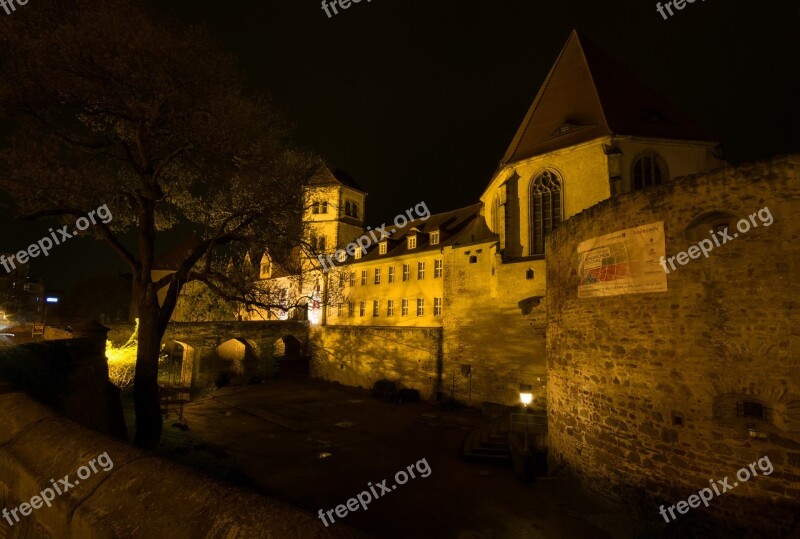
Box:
[442,242,547,407]
[0,390,362,538]
[545,155,800,535]
[309,326,442,398]
[0,337,125,439]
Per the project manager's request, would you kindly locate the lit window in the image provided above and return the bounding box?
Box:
[374,268,381,284]
[434,297,442,316]
[361,270,367,286]
[430,231,440,245]
[633,154,664,191]
[401,299,409,316]
[359,301,366,317]
[349,272,355,287]
[416,298,425,316]
[373,300,379,317]
[387,300,395,316]
[354,247,362,259]
[408,236,417,249]
[337,251,346,262]
[529,170,562,256]
[434,259,442,278]
[388,266,395,283]
[402,264,410,281]
[417,262,425,279]
[379,242,387,255]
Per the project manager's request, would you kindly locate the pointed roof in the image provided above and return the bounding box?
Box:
[501,30,715,165]
[308,165,366,193]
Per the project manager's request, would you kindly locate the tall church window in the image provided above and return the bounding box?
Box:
[492,195,501,234]
[529,170,562,256]
[633,154,664,191]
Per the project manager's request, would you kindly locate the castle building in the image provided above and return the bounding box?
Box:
[262,29,727,406]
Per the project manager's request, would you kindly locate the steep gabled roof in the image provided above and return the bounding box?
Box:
[308,165,366,193]
[501,30,715,166]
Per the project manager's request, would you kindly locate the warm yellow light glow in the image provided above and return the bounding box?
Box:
[106,319,139,390]
[520,392,533,405]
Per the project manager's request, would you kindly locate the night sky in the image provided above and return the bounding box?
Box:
[2,0,798,291]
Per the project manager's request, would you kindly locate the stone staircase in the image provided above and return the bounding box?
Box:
[462,416,513,463]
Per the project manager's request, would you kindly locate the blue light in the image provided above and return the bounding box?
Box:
[45,297,59,304]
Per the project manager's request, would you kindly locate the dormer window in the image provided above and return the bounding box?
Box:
[321,201,328,214]
[312,202,320,214]
[379,242,387,255]
[430,231,440,245]
[355,247,363,259]
[408,236,417,249]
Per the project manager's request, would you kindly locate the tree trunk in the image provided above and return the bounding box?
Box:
[133,294,164,449]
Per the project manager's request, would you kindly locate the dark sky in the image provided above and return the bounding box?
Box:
[2,0,798,291]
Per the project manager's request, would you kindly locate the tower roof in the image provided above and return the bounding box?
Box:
[309,165,366,193]
[501,30,715,166]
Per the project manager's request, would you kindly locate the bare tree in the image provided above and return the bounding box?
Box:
[0,0,320,448]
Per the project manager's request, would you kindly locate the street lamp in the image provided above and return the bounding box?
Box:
[519,384,533,452]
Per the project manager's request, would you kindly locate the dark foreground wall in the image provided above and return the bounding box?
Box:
[0,337,125,439]
[0,390,365,538]
[546,156,800,536]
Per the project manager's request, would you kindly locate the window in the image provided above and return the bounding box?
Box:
[312,201,320,214]
[337,250,346,262]
[379,242,387,255]
[337,304,343,317]
[348,301,354,317]
[321,201,328,214]
[327,304,333,317]
[345,201,352,216]
[526,268,534,280]
[738,401,767,420]
[374,268,381,284]
[434,297,442,316]
[417,261,425,280]
[408,236,417,249]
[434,259,443,278]
[492,194,501,234]
[529,170,562,256]
[261,263,270,277]
[401,299,409,316]
[469,255,478,263]
[354,247,362,259]
[352,203,359,218]
[388,266,395,283]
[633,154,664,191]
[361,270,367,286]
[349,272,355,287]
[318,236,326,251]
[430,231,440,245]
[416,298,425,316]
[402,264,410,281]
[387,300,395,316]
[373,300,380,316]
[359,301,366,317]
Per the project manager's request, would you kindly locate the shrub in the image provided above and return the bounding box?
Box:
[397,388,420,403]
[371,379,398,401]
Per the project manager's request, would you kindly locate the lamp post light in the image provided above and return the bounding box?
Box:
[519,384,533,453]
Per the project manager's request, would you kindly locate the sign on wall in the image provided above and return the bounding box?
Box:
[577,221,667,298]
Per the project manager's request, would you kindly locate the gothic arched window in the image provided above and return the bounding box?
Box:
[529,170,562,256]
[633,154,665,191]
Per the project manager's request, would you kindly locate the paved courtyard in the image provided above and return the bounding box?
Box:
[152,379,656,539]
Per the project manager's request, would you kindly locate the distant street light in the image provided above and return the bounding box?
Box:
[519,384,533,452]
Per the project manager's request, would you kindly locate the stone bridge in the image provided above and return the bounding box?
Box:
[108,321,310,388]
